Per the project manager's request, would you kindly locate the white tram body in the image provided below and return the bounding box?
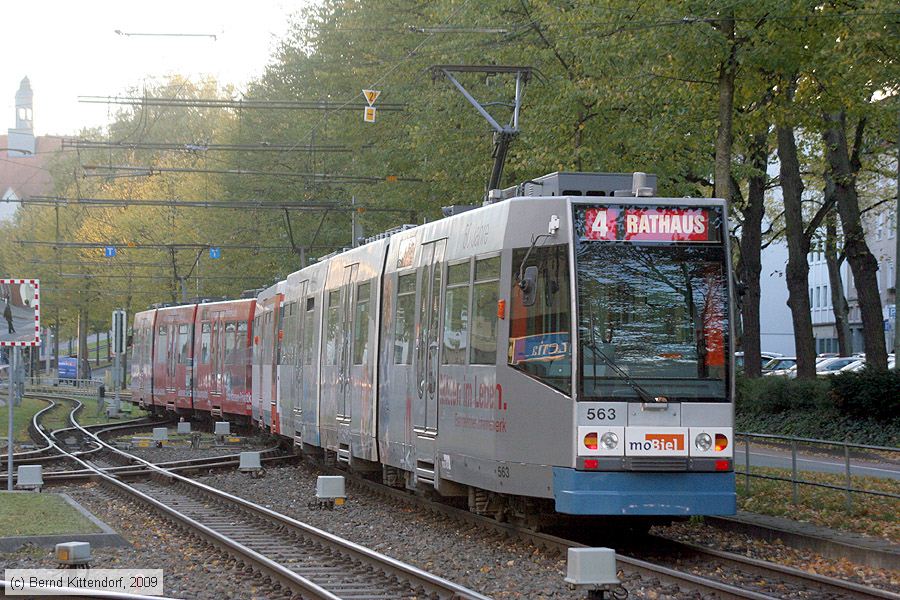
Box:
[136,172,737,517]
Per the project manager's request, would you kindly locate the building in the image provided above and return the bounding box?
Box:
[758,239,796,356]
[809,205,897,354]
[0,76,61,222]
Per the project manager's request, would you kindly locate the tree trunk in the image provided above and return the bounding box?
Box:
[823,111,888,369]
[824,210,852,355]
[777,125,817,378]
[738,132,767,377]
[714,11,736,202]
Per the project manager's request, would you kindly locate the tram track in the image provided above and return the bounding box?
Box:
[25,395,490,600]
[321,461,899,600]
[1,395,159,477]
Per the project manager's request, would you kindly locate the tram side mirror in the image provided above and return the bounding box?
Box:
[519,266,538,307]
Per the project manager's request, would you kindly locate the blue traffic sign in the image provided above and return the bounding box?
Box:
[104,246,116,258]
[209,247,222,259]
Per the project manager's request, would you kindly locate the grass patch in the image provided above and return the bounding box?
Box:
[0,492,101,536]
[2,397,48,443]
[737,466,899,542]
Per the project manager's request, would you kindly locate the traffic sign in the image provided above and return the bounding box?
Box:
[364,106,376,123]
[104,246,116,258]
[209,247,222,259]
[362,89,380,106]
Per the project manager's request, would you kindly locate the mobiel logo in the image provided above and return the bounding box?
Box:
[628,433,684,451]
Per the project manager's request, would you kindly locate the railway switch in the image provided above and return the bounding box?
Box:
[56,541,91,567]
[15,465,43,491]
[564,548,624,599]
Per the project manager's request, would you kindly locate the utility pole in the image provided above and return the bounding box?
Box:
[894,110,899,359]
[7,348,16,491]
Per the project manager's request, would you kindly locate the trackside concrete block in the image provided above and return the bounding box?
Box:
[239,452,261,472]
[56,541,91,565]
[16,465,43,490]
[565,547,619,586]
[152,427,168,441]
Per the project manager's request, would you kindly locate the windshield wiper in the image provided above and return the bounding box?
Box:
[582,339,667,404]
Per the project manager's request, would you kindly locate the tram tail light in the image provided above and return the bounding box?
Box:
[714,434,728,452]
[583,459,599,470]
[584,432,598,450]
[715,459,731,471]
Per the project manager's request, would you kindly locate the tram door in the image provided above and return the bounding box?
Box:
[289,281,308,440]
[415,239,446,434]
[208,319,223,414]
[338,265,359,421]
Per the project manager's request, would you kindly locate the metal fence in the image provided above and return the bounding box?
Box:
[736,432,900,511]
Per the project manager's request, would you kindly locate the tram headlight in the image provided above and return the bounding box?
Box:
[600,432,619,450]
[695,432,713,452]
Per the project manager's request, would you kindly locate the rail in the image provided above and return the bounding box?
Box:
[735,432,900,511]
[28,395,488,600]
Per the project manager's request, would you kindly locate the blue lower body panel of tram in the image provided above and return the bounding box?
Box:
[552,469,736,515]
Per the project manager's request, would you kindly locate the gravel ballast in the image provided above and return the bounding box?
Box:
[1,482,287,600]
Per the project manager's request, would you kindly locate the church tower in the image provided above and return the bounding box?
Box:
[8,76,35,157]
[15,77,33,131]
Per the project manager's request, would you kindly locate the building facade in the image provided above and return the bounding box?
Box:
[809,206,897,354]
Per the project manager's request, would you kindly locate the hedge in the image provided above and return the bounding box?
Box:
[735,369,900,447]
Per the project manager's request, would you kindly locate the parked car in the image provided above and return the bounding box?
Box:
[765,355,835,378]
[816,356,866,376]
[841,353,895,372]
[735,351,783,371]
[763,357,797,374]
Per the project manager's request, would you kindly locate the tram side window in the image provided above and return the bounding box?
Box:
[443,261,470,365]
[225,322,238,364]
[263,312,273,364]
[252,316,261,364]
[471,256,501,365]
[325,290,341,365]
[275,305,285,365]
[393,273,416,364]
[353,282,371,365]
[507,244,571,395]
[177,324,192,365]
[281,302,295,366]
[200,322,211,364]
[303,297,316,366]
[155,326,167,364]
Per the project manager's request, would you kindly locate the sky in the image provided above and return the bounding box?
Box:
[1,1,307,136]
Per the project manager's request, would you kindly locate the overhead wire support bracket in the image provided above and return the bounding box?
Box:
[429,65,533,198]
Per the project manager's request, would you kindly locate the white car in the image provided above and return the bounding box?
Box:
[816,356,866,376]
[841,354,895,372]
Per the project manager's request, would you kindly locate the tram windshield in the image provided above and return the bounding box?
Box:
[574,205,729,402]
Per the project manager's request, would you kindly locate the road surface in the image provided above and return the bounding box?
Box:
[734,443,900,481]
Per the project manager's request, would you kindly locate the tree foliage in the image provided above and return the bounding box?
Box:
[0,0,896,366]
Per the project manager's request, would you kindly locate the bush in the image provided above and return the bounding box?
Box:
[829,367,900,421]
[736,374,831,415]
[735,370,900,446]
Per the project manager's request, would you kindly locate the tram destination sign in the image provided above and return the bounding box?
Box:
[576,205,722,243]
[0,279,40,347]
